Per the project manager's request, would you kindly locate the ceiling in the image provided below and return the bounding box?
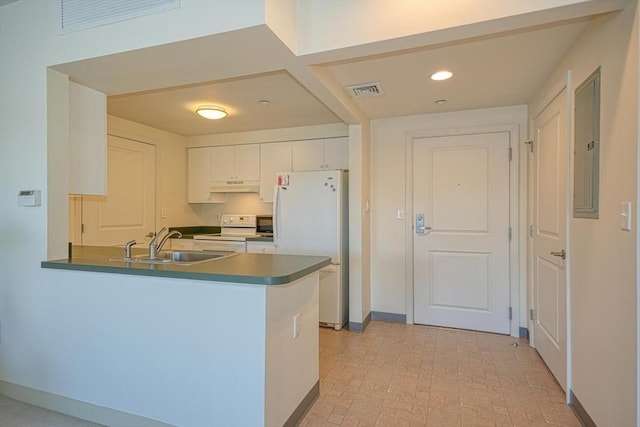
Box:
[56,6,609,137]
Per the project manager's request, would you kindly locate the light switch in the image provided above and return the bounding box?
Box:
[397,208,405,220]
[621,202,632,231]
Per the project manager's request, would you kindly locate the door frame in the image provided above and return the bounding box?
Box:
[405,123,522,337]
[528,71,573,400]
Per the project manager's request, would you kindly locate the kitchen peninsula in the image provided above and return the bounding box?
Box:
[40,246,329,427]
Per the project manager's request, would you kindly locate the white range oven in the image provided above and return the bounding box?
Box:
[192,214,259,253]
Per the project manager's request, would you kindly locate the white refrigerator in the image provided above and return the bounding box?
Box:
[273,170,348,330]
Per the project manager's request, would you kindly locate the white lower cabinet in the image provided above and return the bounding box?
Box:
[247,241,276,254]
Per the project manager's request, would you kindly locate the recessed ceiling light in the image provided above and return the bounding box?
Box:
[430,71,453,81]
[435,99,447,105]
[259,100,270,106]
[196,105,228,120]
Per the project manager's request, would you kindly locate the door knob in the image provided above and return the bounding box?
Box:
[146,232,155,238]
[550,249,566,260]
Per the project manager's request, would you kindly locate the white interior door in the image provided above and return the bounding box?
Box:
[82,135,156,246]
[532,89,568,391]
[413,132,511,334]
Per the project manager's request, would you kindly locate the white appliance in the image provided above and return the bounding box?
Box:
[273,170,348,330]
[193,214,259,252]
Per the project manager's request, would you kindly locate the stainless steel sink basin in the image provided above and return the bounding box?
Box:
[112,250,237,266]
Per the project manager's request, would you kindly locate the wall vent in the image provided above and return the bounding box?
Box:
[345,82,384,98]
[60,0,180,33]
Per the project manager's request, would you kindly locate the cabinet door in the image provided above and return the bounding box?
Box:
[69,81,107,195]
[211,146,235,181]
[188,147,224,203]
[324,137,349,170]
[235,144,260,181]
[260,142,292,202]
[292,139,324,171]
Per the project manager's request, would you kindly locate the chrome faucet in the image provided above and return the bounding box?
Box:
[149,228,182,259]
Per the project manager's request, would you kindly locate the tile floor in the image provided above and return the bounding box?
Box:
[301,321,580,426]
[0,394,104,427]
[0,321,579,427]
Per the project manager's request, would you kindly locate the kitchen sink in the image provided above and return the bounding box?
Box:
[112,250,237,266]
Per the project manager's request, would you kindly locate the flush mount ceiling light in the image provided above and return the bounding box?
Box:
[259,100,270,106]
[196,105,228,120]
[430,70,453,81]
[435,99,447,105]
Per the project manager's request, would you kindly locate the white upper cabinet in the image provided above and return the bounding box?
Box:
[68,81,107,195]
[292,137,348,171]
[211,144,260,182]
[187,147,224,203]
[260,141,292,202]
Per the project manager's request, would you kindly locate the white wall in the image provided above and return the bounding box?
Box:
[296,0,602,55]
[370,106,527,321]
[529,2,638,425]
[0,0,268,419]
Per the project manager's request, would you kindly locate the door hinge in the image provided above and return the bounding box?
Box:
[81,223,85,233]
[529,225,535,238]
[524,140,534,153]
[509,307,513,320]
[508,147,513,161]
[508,227,512,241]
[530,309,535,321]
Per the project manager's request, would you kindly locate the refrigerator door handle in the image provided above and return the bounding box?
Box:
[272,184,279,247]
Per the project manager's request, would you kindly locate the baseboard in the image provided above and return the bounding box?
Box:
[371,311,407,323]
[519,327,529,339]
[283,381,319,427]
[569,389,597,427]
[0,380,174,427]
[348,311,371,333]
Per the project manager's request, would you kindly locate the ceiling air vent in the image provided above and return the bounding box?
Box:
[345,82,384,98]
[60,0,180,33]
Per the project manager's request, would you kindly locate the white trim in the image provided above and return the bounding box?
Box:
[565,70,574,405]
[404,123,521,337]
[0,381,173,427]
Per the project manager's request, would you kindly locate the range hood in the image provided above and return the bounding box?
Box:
[210,180,260,193]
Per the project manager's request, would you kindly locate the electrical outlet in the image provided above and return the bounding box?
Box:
[161,208,168,219]
[293,313,300,338]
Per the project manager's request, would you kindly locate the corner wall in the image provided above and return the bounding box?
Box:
[528,3,638,425]
[370,106,527,324]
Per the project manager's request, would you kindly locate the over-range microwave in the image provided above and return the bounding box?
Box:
[256,215,273,235]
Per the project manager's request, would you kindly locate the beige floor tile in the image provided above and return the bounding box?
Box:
[304,321,579,427]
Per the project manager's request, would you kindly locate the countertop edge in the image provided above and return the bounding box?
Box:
[41,256,330,285]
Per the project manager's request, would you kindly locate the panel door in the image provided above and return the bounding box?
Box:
[413,132,511,334]
[532,89,568,391]
[82,135,156,246]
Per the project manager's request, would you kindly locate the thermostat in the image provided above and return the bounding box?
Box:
[18,190,41,207]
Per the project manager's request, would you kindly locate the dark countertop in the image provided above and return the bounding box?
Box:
[41,246,330,285]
